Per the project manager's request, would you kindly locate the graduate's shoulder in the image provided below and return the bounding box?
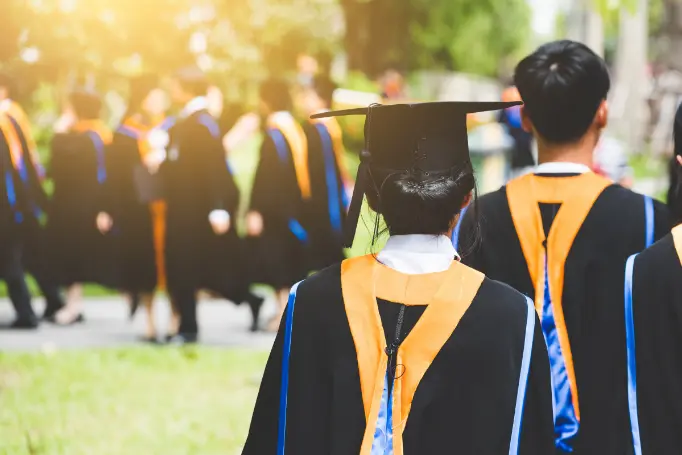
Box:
[474,274,530,319]
[295,262,343,304]
[595,183,666,213]
[179,111,222,139]
[634,232,679,280]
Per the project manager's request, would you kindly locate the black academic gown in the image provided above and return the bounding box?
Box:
[459,172,670,455]
[102,125,163,294]
[0,123,27,278]
[44,131,118,288]
[628,226,682,454]
[243,256,555,455]
[160,110,250,300]
[304,121,347,271]
[248,128,310,289]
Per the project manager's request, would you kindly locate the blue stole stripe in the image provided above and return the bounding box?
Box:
[542,257,579,452]
[6,117,28,183]
[277,280,302,455]
[87,131,107,184]
[116,125,140,139]
[269,128,309,244]
[509,296,537,455]
[623,195,654,455]
[451,205,469,249]
[198,113,221,139]
[644,196,654,248]
[370,372,395,455]
[314,123,343,235]
[624,254,642,455]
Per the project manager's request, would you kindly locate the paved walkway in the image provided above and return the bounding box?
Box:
[0,294,277,352]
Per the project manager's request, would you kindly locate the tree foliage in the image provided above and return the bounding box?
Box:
[340,0,531,78]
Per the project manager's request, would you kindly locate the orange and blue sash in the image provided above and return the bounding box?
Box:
[507,172,611,452]
[312,121,348,236]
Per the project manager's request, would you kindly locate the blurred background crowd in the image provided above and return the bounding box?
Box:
[1,0,680,453]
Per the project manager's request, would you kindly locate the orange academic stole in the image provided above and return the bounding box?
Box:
[506,172,610,449]
[341,255,484,455]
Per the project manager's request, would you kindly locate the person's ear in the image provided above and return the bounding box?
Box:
[520,106,533,133]
[595,100,608,130]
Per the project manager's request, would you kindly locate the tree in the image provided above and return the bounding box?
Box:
[339,0,531,78]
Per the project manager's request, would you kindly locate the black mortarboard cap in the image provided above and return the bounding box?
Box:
[311,101,522,247]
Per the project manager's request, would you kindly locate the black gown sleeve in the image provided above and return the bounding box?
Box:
[519,313,556,454]
[242,282,331,455]
[652,198,671,241]
[250,135,280,217]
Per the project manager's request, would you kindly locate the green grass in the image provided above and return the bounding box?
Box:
[0,347,268,455]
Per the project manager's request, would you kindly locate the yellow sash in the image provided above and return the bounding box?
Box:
[341,255,484,455]
[0,113,24,169]
[72,119,113,145]
[309,115,351,185]
[120,115,168,290]
[672,224,682,266]
[506,171,611,419]
[267,112,310,199]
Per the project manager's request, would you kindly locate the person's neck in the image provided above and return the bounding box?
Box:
[536,136,596,167]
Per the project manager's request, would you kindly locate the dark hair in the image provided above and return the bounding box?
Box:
[127,73,159,115]
[312,75,336,108]
[174,66,209,97]
[366,165,475,237]
[0,72,16,97]
[259,78,293,112]
[668,103,682,225]
[514,40,610,144]
[69,89,102,120]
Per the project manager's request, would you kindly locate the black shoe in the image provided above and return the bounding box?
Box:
[129,293,141,320]
[10,317,39,330]
[139,335,160,344]
[48,313,85,326]
[168,333,198,345]
[41,306,64,321]
[246,295,265,332]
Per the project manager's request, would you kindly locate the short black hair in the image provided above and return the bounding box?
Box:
[514,40,610,144]
[174,66,209,98]
[259,78,292,112]
[312,75,336,108]
[128,73,159,112]
[366,166,475,237]
[69,89,102,120]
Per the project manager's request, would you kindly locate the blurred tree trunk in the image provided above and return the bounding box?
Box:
[657,0,682,72]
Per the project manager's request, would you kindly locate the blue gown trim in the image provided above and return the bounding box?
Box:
[116,125,140,139]
[87,131,107,184]
[644,196,654,248]
[198,113,221,139]
[541,256,579,452]
[314,123,344,236]
[277,280,303,455]
[370,372,394,455]
[509,296,536,455]
[624,254,642,455]
[269,128,309,244]
[451,204,469,249]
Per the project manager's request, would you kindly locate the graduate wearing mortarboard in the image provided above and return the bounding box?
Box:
[457,41,670,454]
[95,74,179,342]
[246,78,311,331]
[300,76,350,271]
[161,67,263,345]
[242,101,555,455]
[622,102,682,454]
[0,73,65,324]
[44,88,118,325]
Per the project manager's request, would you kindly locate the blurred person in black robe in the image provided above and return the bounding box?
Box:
[162,67,263,344]
[0,109,38,328]
[96,74,179,342]
[246,78,310,332]
[0,73,65,320]
[44,89,116,325]
[458,41,670,454]
[301,76,349,271]
[243,101,554,455]
[623,103,682,453]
